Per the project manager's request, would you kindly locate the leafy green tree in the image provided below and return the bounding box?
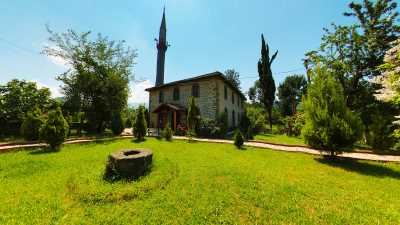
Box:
[0,79,51,136]
[234,130,244,149]
[111,112,124,135]
[302,67,363,155]
[224,69,241,90]
[304,0,400,140]
[258,34,278,131]
[40,107,69,150]
[133,106,147,140]
[43,27,136,133]
[20,108,43,141]
[248,80,263,105]
[162,126,173,141]
[187,97,200,133]
[277,75,307,116]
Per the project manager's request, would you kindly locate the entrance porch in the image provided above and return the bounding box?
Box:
[152,103,186,131]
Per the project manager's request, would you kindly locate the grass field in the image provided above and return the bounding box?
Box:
[253,133,306,146]
[1,138,400,224]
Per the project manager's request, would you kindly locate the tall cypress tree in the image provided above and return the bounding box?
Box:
[258,34,278,131]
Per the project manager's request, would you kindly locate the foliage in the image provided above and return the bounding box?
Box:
[217,112,228,136]
[133,106,147,140]
[175,124,188,136]
[239,112,252,139]
[43,27,136,133]
[20,108,44,141]
[257,34,278,130]
[125,117,133,128]
[110,112,124,135]
[280,113,305,137]
[234,130,244,149]
[248,80,262,104]
[162,126,173,141]
[197,118,222,139]
[304,0,400,136]
[40,107,69,149]
[302,67,363,155]
[224,69,241,90]
[187,97,200,132]
[0,79,52,136]
[246,104,268,134]
[277,74,307,116]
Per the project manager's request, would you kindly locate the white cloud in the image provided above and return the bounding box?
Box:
[42,43,71,68]
[129,79,153,104]
[33,80,63,98]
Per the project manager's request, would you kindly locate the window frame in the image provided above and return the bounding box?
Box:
[173,87,180,101]
[192,83,200,97]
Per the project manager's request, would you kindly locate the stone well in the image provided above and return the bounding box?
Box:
[105,149,153,180]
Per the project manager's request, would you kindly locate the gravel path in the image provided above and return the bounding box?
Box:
[1,135,399,162]
[173,136,400,163]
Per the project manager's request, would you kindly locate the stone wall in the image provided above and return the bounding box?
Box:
[216,79,245,128]
[148,79,218,127]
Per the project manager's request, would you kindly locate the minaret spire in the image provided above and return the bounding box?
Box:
[155,7,168,86]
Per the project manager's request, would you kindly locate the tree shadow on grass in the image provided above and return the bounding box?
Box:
[132,138,147,143]
[315,156,400,179]
[29,147,60,155]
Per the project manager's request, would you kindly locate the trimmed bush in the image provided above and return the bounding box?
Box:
[302,67,363,155]
[111,112,124,135]
[133,106,147,140]
[162,126,173,141]
[40,107,69,150]
[20,108,43,141]
[234,130,244,149]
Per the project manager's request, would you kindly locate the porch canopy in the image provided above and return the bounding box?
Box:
[152,103,186,130]
[152,103,186,113]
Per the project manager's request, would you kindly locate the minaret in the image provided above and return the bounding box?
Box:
[155,7,168,86]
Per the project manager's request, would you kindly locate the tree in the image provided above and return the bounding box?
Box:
[302,67,363,155]
[0,79,51,136]
[304,0,400,140]
[248,80,263,104]
[277,74,307,116]
[234,130,244,149]
[224,69,241,90]
[258,34,278,131]
[375,39,400,149]
[111,112,124,135]
[133,105,147,140]
[187,97,200,133]
[43,27,136,133]
[40,107,69,150]
[20,108,44,141]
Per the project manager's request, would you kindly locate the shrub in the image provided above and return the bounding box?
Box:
[175,124,188,136]
[20,108,43,141]
[40,107,69,150]
[198,118,222,138]
[133,106,147,140]
[302,67,363,155]
[162,126,173,141]
[187,97,200,132]
[234,130,244,149]
[111,112,124,135]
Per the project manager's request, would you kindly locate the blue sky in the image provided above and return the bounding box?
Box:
[0,0,354,104]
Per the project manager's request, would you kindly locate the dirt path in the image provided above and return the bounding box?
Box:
[1,134,399,163]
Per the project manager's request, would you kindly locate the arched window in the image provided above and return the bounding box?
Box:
[159,91,164,103]
[231,92,235,104]
[173,87,180,100]
[192,84,200,97]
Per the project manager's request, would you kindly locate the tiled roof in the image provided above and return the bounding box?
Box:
[145,71,246,100]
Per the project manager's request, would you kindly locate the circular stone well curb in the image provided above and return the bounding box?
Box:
[106,149,153,179]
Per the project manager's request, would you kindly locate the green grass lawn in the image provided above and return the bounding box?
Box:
[253,133,306,146]
[1,138,400,224]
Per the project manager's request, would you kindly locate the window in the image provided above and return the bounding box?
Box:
[238,112,240,123]
[224,107,228,115]
[232,110,236,126]
[231,92,235,104]
[159,91,164,103]
[237,95,239,106]
[173,87,180,101]
[224,85,227,100]
[192,84,199,97]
